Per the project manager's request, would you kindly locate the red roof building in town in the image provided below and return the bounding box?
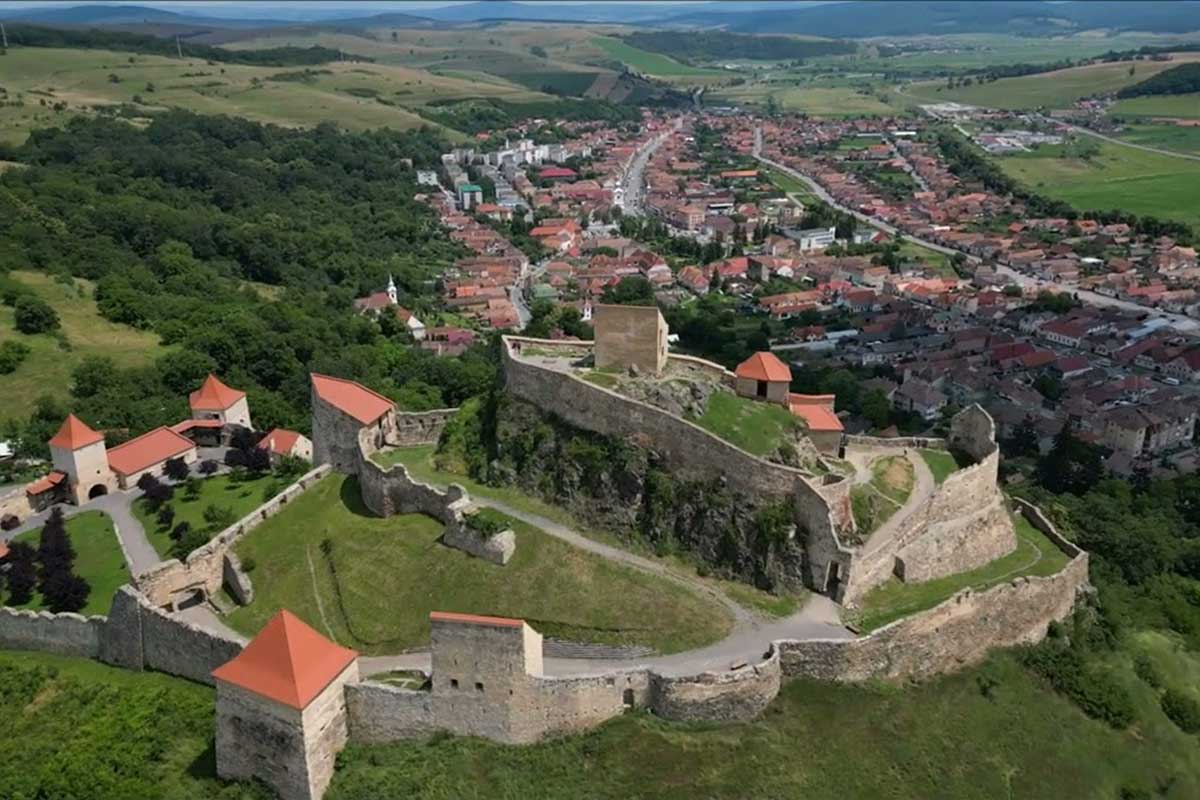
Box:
[213,610,358,710]
[311,374,394,426]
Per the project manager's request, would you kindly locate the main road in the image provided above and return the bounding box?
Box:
[752,127,1200,332]
[618,118,681,216]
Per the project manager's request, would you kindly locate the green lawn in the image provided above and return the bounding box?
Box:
[0,650,270,800]
[919,448,960,485]
[1115,122,1200,155]
[897,240,957,277]
[852,514,1072,632]
[6,511,129,616]
[131,472,283,559]
[693,391,799,457]
[591,37,724,77]
[328,646,1200,800]
[376,444,809,619]
[0,271,170,422]
[997,138,1200,230]
[763,166,819,202]
[224,473,732,655]
[1112,93,1200,120]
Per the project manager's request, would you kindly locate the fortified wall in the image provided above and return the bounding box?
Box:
[0,487,33,526]
[837,406,1016,606]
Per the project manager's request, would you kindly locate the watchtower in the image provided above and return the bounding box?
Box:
[212,610,359,800]
[48,414,116,504]
[592,304,669,376]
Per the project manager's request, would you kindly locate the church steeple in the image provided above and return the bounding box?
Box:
[386,274,397,305]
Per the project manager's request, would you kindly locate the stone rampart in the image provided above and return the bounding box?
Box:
[359,452,515,565]
[389,409,458,447]
[0,607,102,658]
[842,435,946,450]
[134,465,331,609]
[649,645,782,722]
[138,593,245,685]
[346,681,435,743]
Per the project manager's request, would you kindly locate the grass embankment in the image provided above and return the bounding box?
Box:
[850,455,915,536]
[693,391,799,457]
[329,646,1200,799]
[225,473,731,655]
[997,138,1200,230]
[371,444,803,619]
[853,514,1072,632]
[0,650,271,800]
[6,511,129,616]
[919,447,960,485]
[0,271,169,421]
[131,472,282,559]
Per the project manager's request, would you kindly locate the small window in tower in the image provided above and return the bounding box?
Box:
[475,682,484,692]
[450,679,459,689]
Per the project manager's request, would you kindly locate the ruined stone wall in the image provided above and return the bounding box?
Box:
[0,607,102,658]
[0,486,33,524]
[389,409,457,447]
[138,593,245,685]
[794,477,855,600]
[894,500,1013,583]
[948,404,996,464]
[842,435,946,450]
[346,682,435,743]
[134,465,331,608]
[593,304,668,375]
[649,646,782,722]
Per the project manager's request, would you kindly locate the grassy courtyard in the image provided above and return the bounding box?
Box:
[850,455,915,538]
[224,473,732,655]
[6,511,129,616]
[919,448,960,485]
[131,472,283,559]
[0,271,170,421]
[692,391,800,457]
[852,514,1072,632]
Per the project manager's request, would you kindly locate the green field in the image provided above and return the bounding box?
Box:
[853,514,1072,632]
[693,391,799,457]
[6,511,129,616]
[592,36,724,77]
[131,472,283,559]
[908,53,1200,110]
[919,448,960,485]
[1115,122,1200,154]
[719,84,896,116]
[224,473,732,655]
[0,271,170,422]
[850,455,914,538]
[1112,93,1200,120]
[0,46,552,145]
[997,139,1200,229]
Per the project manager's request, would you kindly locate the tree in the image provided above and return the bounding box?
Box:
[13,295,59,334]
[164,456,190,482]
[42,570,89,613]
[169,520,191,542]
[5,542,38,605]
[71,356,118,398]
[1007,417,1040,458]
[143,480,175,509]
[246,446,272,474]
[36,507,75,581]
[157,504,176,529]
[860,388,891,429]
[1037,423,1105,495]
[198,459,220,476]
[136,473,161,493]
[601,276,656,307]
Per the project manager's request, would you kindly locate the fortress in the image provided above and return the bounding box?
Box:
[0,305,1091,800]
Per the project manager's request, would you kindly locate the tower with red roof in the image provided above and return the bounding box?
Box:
[189,374,252,430]
[39,414,116,505]
[213,610,359,800]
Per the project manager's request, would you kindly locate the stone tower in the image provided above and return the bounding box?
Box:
[48,414,116,504]
[212,610,359,800]
[189,374,253,430]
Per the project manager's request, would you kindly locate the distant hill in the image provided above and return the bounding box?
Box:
[622,31,855,62]
[1117,63,1200,98]
[0,3,436,30]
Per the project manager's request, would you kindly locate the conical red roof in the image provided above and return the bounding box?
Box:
[188,374,245,412]
[212,610,357,709]
[48,414,104,450]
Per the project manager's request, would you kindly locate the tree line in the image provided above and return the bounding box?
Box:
[1116,63,1200,98]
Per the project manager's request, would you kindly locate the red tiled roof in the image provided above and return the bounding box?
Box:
[212,610,357,710]
[430,611,524,629]
[311,374,393,426]
[257,428,302,457]
[788,394,843,432]
[735,352,791,383]
[171,419,224,434]
[26,471,67,496]
[48,414,103,450]
[189,374,245,412]
[106,427,195,477]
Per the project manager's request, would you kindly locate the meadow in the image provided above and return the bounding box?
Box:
[1116,122,1200,155]
[1112,93,1200,120]
[591,36,725,78]
[224,473,731,655]
[907,53,1200,110]
[998,139,1200,229]
[0,271,169,421]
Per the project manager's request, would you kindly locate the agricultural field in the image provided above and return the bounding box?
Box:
[1114,122,1200,155]
[6,511,130,616]
[224,473,732,656]
[591,36,725,78]
[0,271,170,422]
[715,83,897,116]
[1112,93,1200,120]
[997,139,1200,229]
[906,52,1200,110]
[0,46,553,145]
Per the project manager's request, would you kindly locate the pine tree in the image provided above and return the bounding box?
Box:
[42,570,90,613]
[5,541,37,605]
[36,507,75,583]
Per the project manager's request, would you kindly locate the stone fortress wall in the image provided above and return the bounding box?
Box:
[0,487,33,525]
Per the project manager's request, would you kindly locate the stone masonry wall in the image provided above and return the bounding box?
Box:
[0,486,33,524]
[0,607,102,658]
[134,465,331,609]
[648,645,782,722]
[842,435,946,450]
[346,682,435,743]
[389,409,457,447]
[136,591,245,685]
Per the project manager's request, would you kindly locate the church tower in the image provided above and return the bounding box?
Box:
[386,274,398,305]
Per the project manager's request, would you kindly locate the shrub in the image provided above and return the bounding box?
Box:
[198,459,220,476]
[240,556,257,573]
[169,521,190,542]
[164,457,190,482]
[183,477,201,500]
[202,504,236,530]
[1133,653,1163,689]
[1019,641,1135,729]
[465,509,507,538]
[13,295,59,334]
[1161,688,1200,734]
[0,340,31,374]
[136,473,161,493]
[156,504,176,529]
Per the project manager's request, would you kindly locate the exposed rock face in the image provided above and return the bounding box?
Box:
[486,396,806,591]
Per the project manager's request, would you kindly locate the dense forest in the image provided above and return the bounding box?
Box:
[0,23,368,66]
[622,31,856,62]
[0,112,497,456]
[1117,62,1200,98]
